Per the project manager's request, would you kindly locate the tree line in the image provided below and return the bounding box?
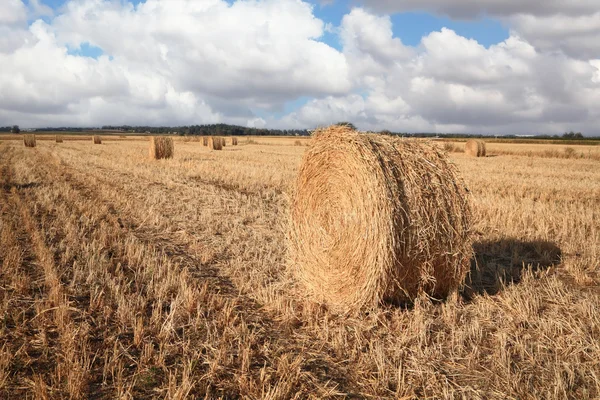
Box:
[99,124,310,137]
[3,123,596,140]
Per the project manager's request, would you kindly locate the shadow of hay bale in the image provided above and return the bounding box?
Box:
[463,239,562,298]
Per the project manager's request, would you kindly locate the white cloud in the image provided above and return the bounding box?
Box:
[510,13,600,59]
[282,8,600,134]
[0,0,27,25]
[1,1,600,134]
[358,0,600,60]
[0,0,351,128]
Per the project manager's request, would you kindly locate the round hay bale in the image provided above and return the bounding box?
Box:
[221,137,226,147]
[465,139,486,157]
[149,136,174,159]
[202,137,209,147]
[232,137,238,146]
[289,125,473,311]
[210,136,223,151]
[477,140,486,157]
[23,134,37,148]
[93,135,102,145]
[55,135,63,143]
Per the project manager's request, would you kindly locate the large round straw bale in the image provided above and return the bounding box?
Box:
[55,135,63,143]
[289,125,473,311]
[221,137,226,147]
[93,135,102,144]
[23,134,37,148]
[210,136,223,151]
[203,137,209,146]
[149,136,174,159]
[465,139,486,157]
[232,137,238,146]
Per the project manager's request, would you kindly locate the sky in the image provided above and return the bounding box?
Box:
[1,0,599,135]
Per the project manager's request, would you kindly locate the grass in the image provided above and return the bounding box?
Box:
[0,137,598,399]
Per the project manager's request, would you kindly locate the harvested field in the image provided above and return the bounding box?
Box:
[0,136,599,399]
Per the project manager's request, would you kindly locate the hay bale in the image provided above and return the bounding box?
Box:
[23,134,36,148]
[465,139,486,157]
[203,137,209,146]
[149,136,174,159]
[55,135,63,143]
[221,137,226,147]
[289,125,473,311]
[232,137,238,146]
[93,135,102,144]
[478,140,486,157]
[210,136,223,151]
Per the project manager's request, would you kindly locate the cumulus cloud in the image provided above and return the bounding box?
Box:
[358,0,600,60]
[0,0,27,25]
[1,1,600,134]
[0,0,350,127]
[284,8,600,134]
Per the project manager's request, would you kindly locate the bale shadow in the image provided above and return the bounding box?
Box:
[463,238,562,298]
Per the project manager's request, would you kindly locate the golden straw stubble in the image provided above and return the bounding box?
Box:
[290,125,473,311]
[149,136,174,159]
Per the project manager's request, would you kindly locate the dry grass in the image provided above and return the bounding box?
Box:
[290,125,472,311]
[149,136,174,159]
[0,136,599,399]
[92,135,102,145]
[23,134,36,148]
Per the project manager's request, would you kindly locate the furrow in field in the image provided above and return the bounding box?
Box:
[24,145,353,397]
[0,145,64,399]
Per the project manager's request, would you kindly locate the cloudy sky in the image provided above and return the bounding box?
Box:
[1,0,599,134]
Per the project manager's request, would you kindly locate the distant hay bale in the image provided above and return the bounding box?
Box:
[210,136,223,150]
[221,137,226,147]
[149,136,174,159]
[232,137,238,146]
[23,134,36,148]
[465,139,486,157]
[93,135,102,144]
[203,137,209,146]
[55,135,63,143]
[478,140,487,156]
[290,125,473,311]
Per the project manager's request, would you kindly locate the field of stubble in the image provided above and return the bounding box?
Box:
[0,136,599,399]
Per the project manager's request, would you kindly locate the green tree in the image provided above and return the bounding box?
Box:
[11,125,20,133]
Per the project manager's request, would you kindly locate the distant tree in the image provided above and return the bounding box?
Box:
[563,131,583,139]
[11,125,20,133]
[335,121,357,130]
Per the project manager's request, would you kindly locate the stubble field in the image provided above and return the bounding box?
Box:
[0,135,599,399]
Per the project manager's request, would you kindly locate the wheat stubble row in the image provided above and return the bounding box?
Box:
[1,139,599,399]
